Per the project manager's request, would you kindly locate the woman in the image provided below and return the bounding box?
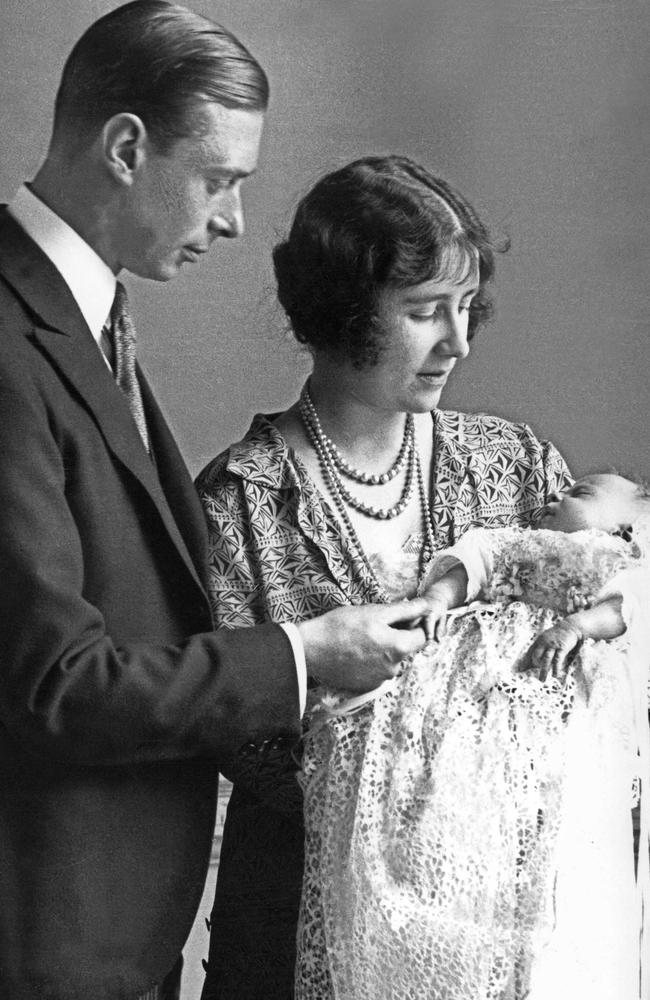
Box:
[196,155,572,999]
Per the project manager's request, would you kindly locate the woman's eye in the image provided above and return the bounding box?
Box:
[409,310,438,321]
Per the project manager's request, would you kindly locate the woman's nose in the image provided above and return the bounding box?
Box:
[440,313,470,359]
[547,489,561,503]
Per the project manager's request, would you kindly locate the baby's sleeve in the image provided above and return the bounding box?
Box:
[423,528,495,602]
[596,565,650,637]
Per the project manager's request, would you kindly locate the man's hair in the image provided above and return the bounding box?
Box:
[52,0,268,151]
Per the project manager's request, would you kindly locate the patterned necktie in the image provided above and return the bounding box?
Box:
[104,281,150,453]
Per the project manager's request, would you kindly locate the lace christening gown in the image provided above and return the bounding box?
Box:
[297,527,649,1000]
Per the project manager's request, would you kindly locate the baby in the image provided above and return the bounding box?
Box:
[298,473,649,1000]
[424,472,649,681]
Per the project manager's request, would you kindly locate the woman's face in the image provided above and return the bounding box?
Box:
[337,259,479,415]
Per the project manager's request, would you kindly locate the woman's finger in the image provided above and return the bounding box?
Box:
[425,613,441,644]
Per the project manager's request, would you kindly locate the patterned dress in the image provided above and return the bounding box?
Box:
[296,527,649,1000]
[196,408,571,1000]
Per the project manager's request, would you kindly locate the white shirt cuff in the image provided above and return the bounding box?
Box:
[278,622,307,716]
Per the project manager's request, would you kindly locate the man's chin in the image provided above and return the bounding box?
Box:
[125,260,181,283]
[119,248,212,281]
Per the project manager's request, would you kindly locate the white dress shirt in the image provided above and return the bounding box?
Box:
[7,184,307,713]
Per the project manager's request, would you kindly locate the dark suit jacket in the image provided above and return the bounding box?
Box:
[0,207,301,999]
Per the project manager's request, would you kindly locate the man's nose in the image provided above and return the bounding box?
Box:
[209,192,244,239]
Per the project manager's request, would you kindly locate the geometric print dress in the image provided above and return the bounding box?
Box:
[195,407,572,1000]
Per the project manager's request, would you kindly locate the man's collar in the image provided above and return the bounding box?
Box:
[7,184,116,344]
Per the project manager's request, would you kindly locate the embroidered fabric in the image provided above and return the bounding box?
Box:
[296,528,649,1000]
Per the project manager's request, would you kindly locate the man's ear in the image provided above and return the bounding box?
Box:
[101,113,148,185]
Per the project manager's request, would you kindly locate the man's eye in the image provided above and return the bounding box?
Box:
[208,177,236,195]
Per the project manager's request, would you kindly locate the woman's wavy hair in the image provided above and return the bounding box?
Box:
[273,155,508,368]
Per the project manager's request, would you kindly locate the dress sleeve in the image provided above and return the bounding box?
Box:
[541,438,573,498]
[196,457,268,629]
[196,454,306,807]
[423,528,497,602]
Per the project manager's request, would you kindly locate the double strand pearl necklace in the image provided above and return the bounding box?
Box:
[299,383,436,588]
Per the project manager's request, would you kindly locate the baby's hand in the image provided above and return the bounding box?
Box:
[421,587,450,643]
[522,619,584,683]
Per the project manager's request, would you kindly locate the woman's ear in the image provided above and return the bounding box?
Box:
[101,113,147,185]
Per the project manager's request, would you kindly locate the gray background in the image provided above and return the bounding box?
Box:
[2,0,649,481]
[1,2,649,994]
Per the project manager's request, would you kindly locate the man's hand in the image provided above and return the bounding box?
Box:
[297,598,431,693]
[521,618,584,683]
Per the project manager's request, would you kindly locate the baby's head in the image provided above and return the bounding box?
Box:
[538,473,650,538]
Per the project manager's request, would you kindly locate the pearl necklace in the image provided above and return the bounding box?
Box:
[300,385,416,520]
[306,402,414,485]
[299,382,436,589]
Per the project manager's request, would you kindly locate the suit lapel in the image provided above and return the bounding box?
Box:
[139,373,209,590]
[0,208,207,595]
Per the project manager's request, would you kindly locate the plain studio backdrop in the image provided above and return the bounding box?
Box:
[2,0,649,482]
[1,1,649,997]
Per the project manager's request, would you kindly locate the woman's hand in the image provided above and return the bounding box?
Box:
[421,589,450,643]
[419,564,468,642]
[522,618,584,683]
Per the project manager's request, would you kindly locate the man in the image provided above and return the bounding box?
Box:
[0,2,429,998]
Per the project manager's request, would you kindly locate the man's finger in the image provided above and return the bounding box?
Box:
[384,598,432,626]
[394,623,428,656]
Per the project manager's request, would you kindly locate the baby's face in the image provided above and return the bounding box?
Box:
[538,474,638,534]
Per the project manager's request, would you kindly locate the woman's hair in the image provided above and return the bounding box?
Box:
[273,155,508,368]
[52,0,268,153]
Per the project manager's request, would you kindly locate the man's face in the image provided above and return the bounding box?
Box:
[118,102,264,281]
